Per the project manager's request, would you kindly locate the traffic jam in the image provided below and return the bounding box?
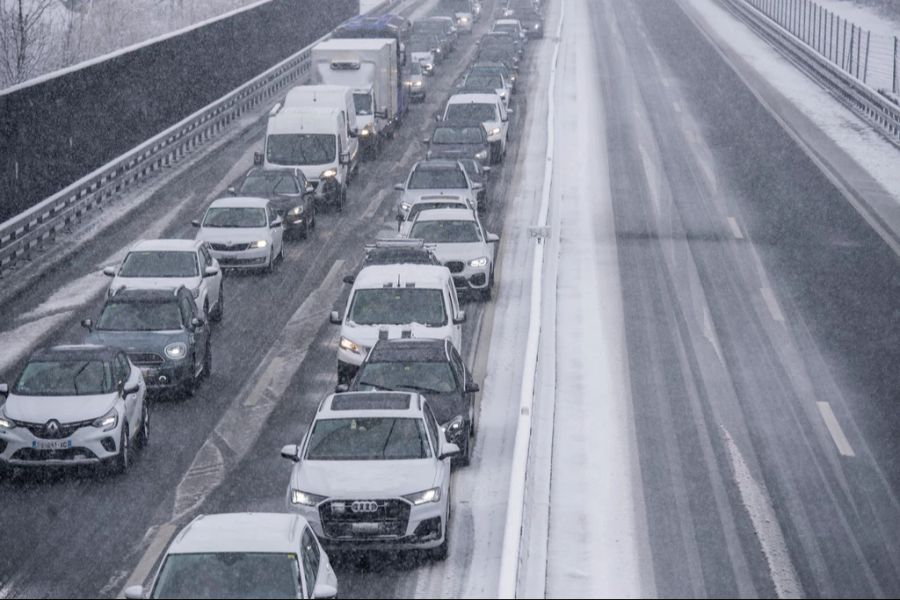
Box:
[0,0,545,597]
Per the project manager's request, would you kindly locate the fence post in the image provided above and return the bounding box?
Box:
[842,19,848,70]
[894,36,898,94]
[856,25,862,78]
[863,30,870,83]
[849,24,855,75]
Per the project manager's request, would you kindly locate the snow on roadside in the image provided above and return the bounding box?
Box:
[816,0,900,35]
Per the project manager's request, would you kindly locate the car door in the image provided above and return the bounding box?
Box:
[198,244,221,310]
[179,292,206,369]
[115,352,139,431]
[496,102,509,149]
[268,206,284,255]
[447,344,473,423]
[299,527,319,599]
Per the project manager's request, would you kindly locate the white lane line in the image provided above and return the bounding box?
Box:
[722,427,804,599]
[760,287,785,323]
[362,189,389,220]
[817,402,857,458]
[117,524,178,598]
[727,216,744,239]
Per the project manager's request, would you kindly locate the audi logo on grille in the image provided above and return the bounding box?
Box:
[351,501,379,513]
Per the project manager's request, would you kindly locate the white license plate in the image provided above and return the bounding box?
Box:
[351,523,382,535]
[32,439,72,450]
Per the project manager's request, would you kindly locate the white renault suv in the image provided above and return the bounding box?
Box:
[281,391,461,559]
[329,263,465,384]
[0,345,148,473]
[403,207,499,300]
[193,197,284,272]
[125,512,338,599]
[103,239,224,321]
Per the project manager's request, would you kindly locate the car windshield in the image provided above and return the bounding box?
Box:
[13,360,114,396]
[266,133,336,166]
[349,288,447,326]
[238,173,300,196]
[119,251,198,278]
[412,22,445,35]
[409,202,468,220]
[358,361,457,393]
[494,24,519,34]
[202,207,267,228]
[354,92,372,116]
[411,220,482,243]
[306,417,432,460]
[408,167,468,189]
[409,38,437,52]
[151,553,299,599]
[465,74,502,89]
[445,103,496,122]
[433,127,483,144]
[97,301,182,331]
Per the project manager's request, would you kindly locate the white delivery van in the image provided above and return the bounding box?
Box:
[311,38,400,159]
[282,84,359,173]
[257,106,353,212]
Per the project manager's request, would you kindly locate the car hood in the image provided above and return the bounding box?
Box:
[110,276,200,295]
[428,143,487,159]
[294,459,440,498]
[267,196,304,212]
[4,392,116,424]
[343,323,452,349]
[428,241,488,263]
[196,227,269,244]
[86,330,187,354]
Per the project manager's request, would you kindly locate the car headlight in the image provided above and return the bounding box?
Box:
[165,342,188,360]
[534,23,541,29]
[92,408,118,432]
[360,127,371,137]
[289,206,303,215]
[0,408,16,431]
[413,80,423,87]
[403,487,442,506]
[469,256,489,268]
[291,489,327,507]
[404,80,413,86]
[321,168,337,179]
[249,240,268,249]
[474,150,488,161]
[400,202,411,212]
[339,337,362,354]
[488,127,501,137]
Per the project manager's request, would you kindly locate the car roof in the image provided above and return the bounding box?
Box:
[495,18,522,25]
[108,287,183,303]
[411,207,478,222]
[367,338,449,363]
[413,159,463,170]
[363,242,441,267]
[313,38,393,51]
[167,513,309,555]
[352,263,451,289]
[434,120,486,130]
[447,93,501,105]
[267,106,341,134]
[207,196,270,209]
[129,239,201,252]
[30,344,121,363]
[319,391,424,418]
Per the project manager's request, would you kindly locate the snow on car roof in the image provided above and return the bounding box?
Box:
[411,207,478,222]
[353,263,452,289]
[446,93,501,105]
[495,18,522,25]
[314,38,394,51]
[168,513,308,555]
[321,391,423,416]
[207,196,270,209]
[130,239,201,252]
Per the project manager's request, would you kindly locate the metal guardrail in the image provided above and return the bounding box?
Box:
[720,0,900,148]
[0,0,396,278]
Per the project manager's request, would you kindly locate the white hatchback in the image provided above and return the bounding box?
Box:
[193,197,284,272]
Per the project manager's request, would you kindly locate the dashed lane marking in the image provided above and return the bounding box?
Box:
[817,401,856,458]
[760,287,785,322]
[727,216,744,239]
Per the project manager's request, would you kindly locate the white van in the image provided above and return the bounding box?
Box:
[329,263,465,383]
[258,106,353,211]
[283,85,359,172]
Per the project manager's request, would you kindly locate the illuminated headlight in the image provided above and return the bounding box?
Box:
[403,487,442,506]
[469,256,489,268]
[291,489,326,507]
[404,80,413,86]
[459,17,469,23]
[339,337,362,354]
[534,23,541,29]
[510,74,517,82]
[92,408,118,432]
[165,342,188,360]
[474,150,488,161]
[289,206,303,215]
[488,127,501,137]
[413,80,423,87]
[249,240,268,249]
[360,127,371,137]
[320,168,337,179]
[400,202,411,212]
[0,408,16,431]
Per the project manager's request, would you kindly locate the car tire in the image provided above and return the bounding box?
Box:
[182,355,198,398]
[265,250,276,274]
[311,205,317,229]
[113,425,130,474]
[211,285,224,322]
[458,429,472,467]
[137,403,150,448]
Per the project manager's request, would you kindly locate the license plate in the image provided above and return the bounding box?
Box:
[32,439,72,450]
[351,523,382,535]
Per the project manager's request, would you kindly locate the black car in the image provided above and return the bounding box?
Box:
[83,287,212,397]
[458,158,491,212]
[228,167,316,238]
[342,338,480,464]
[425,121,491,164]
[474,46,519,75]
[480,31,523,56]
[471,61,517,91]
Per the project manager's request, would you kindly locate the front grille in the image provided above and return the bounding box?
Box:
[129,352,164,366]
[452,276,467,288]
[210,242,250,252]
[11,447,99,462]
[445,261,465,274]
[320,499,410,539]
[14,419,93,439]
[218,256,267,266]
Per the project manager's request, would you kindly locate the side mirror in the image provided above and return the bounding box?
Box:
[394,183,405,191]
[329,311,342,324]
[334,384,349,393]
[102,266,117,277]
[349,129,359,139]
[306,183,315,193]
[123,383,140,396]
[0,383,8,397]
[203,266,220,278]
[123,586,144,600]
[253,152,264,166]
[454,310,467,325]
[280,444,301,463]
[342,275,355,285]
[313,581,338,600]
[423,138,431,144]
[472,182,483,191]
[486,232,500,243]
[438,441,461,461]
[444,415,465,444]
[465,381,480,393]
[340,152,351,165]
[191,317,205,329]
[434,114,443,122]
[270,218,283,229]
[227,186,237,196]
[507,107,515,115]
[191,219,202,228]
[81,318,93,331]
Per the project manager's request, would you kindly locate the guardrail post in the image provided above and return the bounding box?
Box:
[863,30,870,83]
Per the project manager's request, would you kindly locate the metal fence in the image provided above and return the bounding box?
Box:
[744,0,899,94]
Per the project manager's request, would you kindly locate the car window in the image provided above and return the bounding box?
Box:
[150,553,300,599]
[178,295,195,324]
[97,301,182,331]
[408,166,468,189]
[115,353,131,385]
[200,246,213,268]
[357,360,457,393]
[444,103,497,122]
[119,251,199,278]
[423,403,441,452]
[409,220,482,243]
[448,344,466,385]
[348,288,447,327]
[300,528,320,597]
[305,417,433,460]
[13,359,115,396]
[202,207,267,228]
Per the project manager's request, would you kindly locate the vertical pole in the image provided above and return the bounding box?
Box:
[848,24,855,75]
[894,36,898,94]
[857,26,862,78]
[842,19,848,70]
[863,30,870,83]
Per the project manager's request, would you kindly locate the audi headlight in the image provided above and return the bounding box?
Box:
[474,150,488,161]
[321,168,337,179]
[0,408,16,431]
[249,240,268,249]
[289,205,303,215]
[165,342,188,360]
[291,489,327,507]
[403,487,442,506]
[489,126,501,136]
[92,408,118,432]
[469,256,489,268]
[339,337,362,354]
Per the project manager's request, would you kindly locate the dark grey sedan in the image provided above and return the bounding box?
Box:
[229,167,316,239]
[425,121,490,165]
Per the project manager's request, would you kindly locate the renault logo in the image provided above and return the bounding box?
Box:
[45,420,60,438]
[351,501,379,513]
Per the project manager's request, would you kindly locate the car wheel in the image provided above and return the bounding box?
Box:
[137,403,150,448]
[458,429,472,467]
[211,285,224,322]
[265,250,276,274]
[182,355,198,397]
[302,215,312,239]
[311,205,317,229]
[113,425,130,474]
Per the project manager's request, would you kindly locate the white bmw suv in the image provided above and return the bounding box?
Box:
[281,391,461,559]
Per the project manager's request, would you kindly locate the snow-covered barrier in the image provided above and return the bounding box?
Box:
[720,0,900,147]
[0,0,359,276]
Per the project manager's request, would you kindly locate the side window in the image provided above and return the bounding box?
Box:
[446,283,460,318]
[178,295,194,325]
[448,345,466,385]
[423,405,441,452]
[199,246,213,268]
[115,353,130,385]
[300,528,320,597]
